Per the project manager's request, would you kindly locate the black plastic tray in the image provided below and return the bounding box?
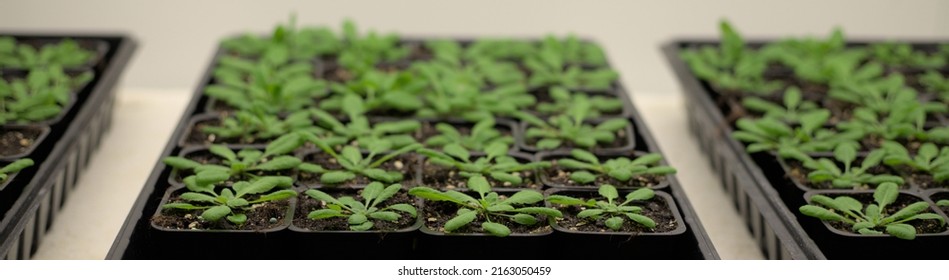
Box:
[664,39,949,260]
[108,37,718,260]
[0,33,136,260]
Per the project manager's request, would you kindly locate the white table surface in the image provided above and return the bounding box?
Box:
[31,88,763,260]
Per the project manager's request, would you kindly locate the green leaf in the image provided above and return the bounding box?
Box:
[362,181,384,202]
[514,207,562,218]
[350,221,375,231]
[321,171,356,184]
[297,163,324,173]
[179,192,217,203]
[253,156,301,171]
[196,170,229,185]
[349,213,368,225]
[512,213,538,225]
[535,139,562,150]
[409,187,463,204]
[264,133,303,157]
[883,202,930,223]
[236,176,284,197]
[489,172,522,185]
[162,157,202,170]
[443,143,470,161]
[598,185,619,200]
[625,188,654,201]
[226,214,248,224]
[254,189,297,203]
[873,182,899,208]
[569,171,597,184]
[481,221,511,237]
[833,196,863,213]
[387,203,417,218]
[308,209,345,220]
[799,205,847,222]
[607,169,632,181]
[605,216,624,230]
[444,210,477,232]
[467,175,491,194]
[885,223,917,240]
[577,209,605,218]
[626,213,656,228]
[546,195,587,206]
[369,211,401,221]
[484,142,508,159]
[501,190,544,205]
[161,203,204,210]
[201,205,232,222]
[595,119,628,132]
[209,145,238,162]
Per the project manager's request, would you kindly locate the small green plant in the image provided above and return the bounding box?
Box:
[797,143,904,188]
[162,136,317,185]
[304,137,422,185]
[320,70,426,114]
[881,141,949,182]
[938,200,949,208]
[221,16,342,60]
[758,27,873,85]
[534,87,623,118]
[546,185,657,230]
[524,48,618,90]
[538,35,608,67]
[162,176,297,225]
[0,158,33,183]
[868,41,946,69]
[0,37,96,68]
[418,142,550,186]
[836,100,949,144]
[336,20,409,74]
[829,74,945,115]
[424,39,463,65]
[0,67,93,124]
[919,71,949,102]
[200,108,319,144]
[517,97,629,150]
[464,39,535,61]
[304,182,417,231]
[409,176,562,237]
[413,62,535,120]
[741,87,821,123]
[554,149,676,185]
[799,182,945,240]
[206,55,328,114]
[423,119,513,152]
[731,110,861,157]
[469,58,526,86]
[679,20,783,95]
[310,94,420,149]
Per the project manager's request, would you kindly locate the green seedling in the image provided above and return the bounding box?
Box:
[0,158,33,183]
[162,176,297,225]
[0,66,93,124]
[919,71,949,102]
[423,119,513,152]
[414,62,534,120]
[409,176,562,237]
[516,97,629,150]
[799,182,945,240]
[538,35,608,66]
[305,182,417,231]
[201,108,319,144]
[881,141,949,182]
[680,20,783,95]
[798,143,904,188]
[163,136,317,185]
[547,186,657,230]
[425,39,463,65]
[829,74,945,115]
[555,149,676,185]
[206,55,327,114]
[320,70,426,114]
[758,27,875,85]
[731,111,861,157]
[303,137,422,185]
[741,87,821,123]
[336,20,409,75]
[524,47,618,90]
[418,142,550,186]
[836,100,949,144]
[535,87,623,118]
[221,15,342,60]
[464,39,536,61]
[869,41,946,69]
[0,37,96,68]
[938,200,949,208]
[469,58,526,86]
[310,94,420,149]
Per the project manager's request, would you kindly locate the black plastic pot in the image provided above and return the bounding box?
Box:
[0,125,51,161]
[664,39,949,259]
[536,150,673,190]
[108,37,717,260]
[0,33,135,260]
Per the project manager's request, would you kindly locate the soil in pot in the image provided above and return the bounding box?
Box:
[420,154,541,190]
[421,199,552,235]
[152,192,291,231]
[292,188,417,231]
[0,126,44,157]
[297,152,419,188]
[551,192,679,233]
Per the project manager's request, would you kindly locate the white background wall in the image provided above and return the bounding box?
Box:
[1,0,947,94]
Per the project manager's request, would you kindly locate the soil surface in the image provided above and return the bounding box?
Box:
[908,172,949,190]
[292,188,417,231]
[824,193,946,235]
[297,152,419,188]
[420,156,542,190]
[551,192,680,233]
[421,198,553,235]
[152,193,290,231]
[0,127,42,157]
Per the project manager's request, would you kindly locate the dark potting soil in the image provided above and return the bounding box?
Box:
[297,153,419,188]
[152,196,290,231]
[909,172,949,190]
[0,127,41,157]
[421,199,553,235]
[824,193,947,235]
[525,126,630,151]
[551,194,680,233]
[292,189,417,231]
[170,150,295,184]
[543,160,664,188]
[420,158,541,190]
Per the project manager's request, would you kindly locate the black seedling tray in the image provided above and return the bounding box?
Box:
[0,33,136,259]
[664,39,949,260]
[108,36,717,260]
